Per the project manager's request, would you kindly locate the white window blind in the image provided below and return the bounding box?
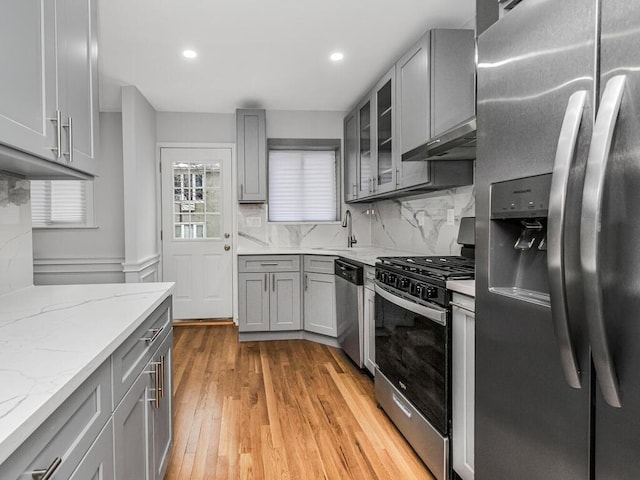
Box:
[31,180,92,227]
[268,149,338,222]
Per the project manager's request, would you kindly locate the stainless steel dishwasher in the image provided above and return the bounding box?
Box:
[335,258,364,367]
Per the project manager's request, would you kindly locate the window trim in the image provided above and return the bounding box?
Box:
[31,180,96,229]
[267,138,342,224]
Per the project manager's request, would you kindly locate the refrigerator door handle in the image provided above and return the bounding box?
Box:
[548,89,587,389]
[580,75,626,408]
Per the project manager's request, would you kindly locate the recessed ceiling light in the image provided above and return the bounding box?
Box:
[182,49,197,59]
[330,52,344,62]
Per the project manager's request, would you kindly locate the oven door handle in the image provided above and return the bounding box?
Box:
[375,283,447,326]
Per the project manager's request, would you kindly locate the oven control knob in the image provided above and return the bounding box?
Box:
[388,274,397,286]
[424,286,437,299]
[400,278,411,290]
[375,270,381,280]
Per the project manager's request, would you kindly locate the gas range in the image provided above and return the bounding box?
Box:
[375,256,475,308]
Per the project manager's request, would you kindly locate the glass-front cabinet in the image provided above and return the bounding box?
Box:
[375,66,397,195]
[357,96,374,198]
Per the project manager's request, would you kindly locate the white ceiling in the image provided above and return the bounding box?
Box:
[98,0,475,113]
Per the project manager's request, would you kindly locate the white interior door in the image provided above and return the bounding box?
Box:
[161,147,233,320]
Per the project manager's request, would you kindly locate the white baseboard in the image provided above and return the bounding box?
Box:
[238,330,340,348]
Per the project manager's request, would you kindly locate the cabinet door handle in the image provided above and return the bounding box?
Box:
[272,274,275,292]
[240,183,244,200]
[305,274,309,291]
[148,361,161,409]
[67,116,73,163]
[264,273,267,291]
[352,183,357,197]
[32,457,62,480]
[50,110,62,159]
[160,354,166,399]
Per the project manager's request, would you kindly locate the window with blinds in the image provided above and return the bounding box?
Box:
[268,146,339,222]
[31,180,94,227]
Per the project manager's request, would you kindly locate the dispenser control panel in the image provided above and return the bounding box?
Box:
[490,173,551,219]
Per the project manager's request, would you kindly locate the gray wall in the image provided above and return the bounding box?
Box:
[33,113,126,285]
[122,86,159,282]
[158,110,372,250]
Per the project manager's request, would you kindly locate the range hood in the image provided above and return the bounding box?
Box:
[402,116,476,162]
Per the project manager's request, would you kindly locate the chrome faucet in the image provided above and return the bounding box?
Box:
[342,209,358,248]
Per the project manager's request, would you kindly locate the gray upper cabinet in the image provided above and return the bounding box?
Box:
[344,28,475,202]
[343,109,358,202]
[58,0,100,175]
[0,1,57,164]
[430,29,475,138]
[237,109,267,203]
[357,95,374,198]
[374,66,397,195]
[0,0,99,179]
[397,33,433,189]
[397,29,475,190]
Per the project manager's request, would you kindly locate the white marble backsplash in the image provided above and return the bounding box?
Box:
[0,174,33,295]
[237,203,371,249]
[371,185,475,255]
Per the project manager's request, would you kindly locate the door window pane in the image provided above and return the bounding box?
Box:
[172,161,223,239]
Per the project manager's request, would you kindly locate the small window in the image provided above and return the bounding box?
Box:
[268,139,340,222]
[31,180,95,228]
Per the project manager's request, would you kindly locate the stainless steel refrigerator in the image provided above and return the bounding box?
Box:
[476,0,640,478]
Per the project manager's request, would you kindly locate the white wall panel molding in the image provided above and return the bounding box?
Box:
[122,253,160,283]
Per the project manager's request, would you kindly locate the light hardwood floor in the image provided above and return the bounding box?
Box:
[166,325,434,480]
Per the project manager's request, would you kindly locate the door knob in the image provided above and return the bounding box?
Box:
[224,245,231,251]
[224,233,230,238]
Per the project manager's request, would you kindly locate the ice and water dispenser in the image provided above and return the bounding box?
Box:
[489,174,552,305]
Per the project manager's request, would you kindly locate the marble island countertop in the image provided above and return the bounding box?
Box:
[236,245,429,267]
[0,282,174,465]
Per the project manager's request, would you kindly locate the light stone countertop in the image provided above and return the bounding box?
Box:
[446,280,476,297]
[236,245,427,267]
[0,282,175,465]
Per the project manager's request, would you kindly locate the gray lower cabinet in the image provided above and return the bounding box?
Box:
[237,109,267,203]
[238,256,302,332]
[452,292,475,480]
[69,420,115,480]
[303,271,337,336]
[152,334,174,480]
[114,367,153,480]
[238,272,270,331]
[114,327,173,480]
[363,267,376,375]
[270,272,302,331]
[238,271,301,332]
[0,297,173,480]
[0,360,111,480]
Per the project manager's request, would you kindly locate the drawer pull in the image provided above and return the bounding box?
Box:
[392,393,413,419]
[140,326,165,344]
[32,457,62,480]
[260,263,279,266]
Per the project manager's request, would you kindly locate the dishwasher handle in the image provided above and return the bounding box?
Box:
[334,259,364,284]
